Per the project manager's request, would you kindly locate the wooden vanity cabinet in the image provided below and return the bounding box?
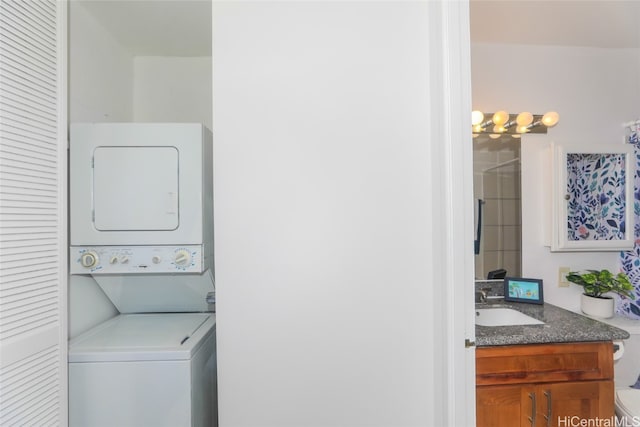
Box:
[476,342,614,427]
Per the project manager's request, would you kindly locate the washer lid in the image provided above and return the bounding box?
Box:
[68,313,215,363]
[617,389,640,416]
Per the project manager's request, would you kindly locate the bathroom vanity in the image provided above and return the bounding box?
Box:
[475,300,629,427]
[477,341,613,426]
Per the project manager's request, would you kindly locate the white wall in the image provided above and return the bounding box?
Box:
[69,2,134,122]
[133,56,212,130]
[70,5,212,128]
[472,43,640,311]
[214,2,474,426]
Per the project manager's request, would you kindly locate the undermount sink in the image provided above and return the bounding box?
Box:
[476,308,544,327]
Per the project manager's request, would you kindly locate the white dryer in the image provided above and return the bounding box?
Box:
[68,123,217,427]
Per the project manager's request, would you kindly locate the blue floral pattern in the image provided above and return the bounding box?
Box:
[619,124,640,319]
[567,153,626,241]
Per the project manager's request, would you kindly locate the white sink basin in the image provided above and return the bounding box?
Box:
[476,308,544,327]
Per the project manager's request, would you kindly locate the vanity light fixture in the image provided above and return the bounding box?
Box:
[471,110,559,135]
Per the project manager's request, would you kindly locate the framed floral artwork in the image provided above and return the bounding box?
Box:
[550,143,635,251]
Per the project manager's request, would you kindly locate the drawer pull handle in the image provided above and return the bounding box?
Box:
[544,390,552,427]
[528,392,536,426]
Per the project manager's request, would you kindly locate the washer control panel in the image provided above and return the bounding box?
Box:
[70,245,203,274]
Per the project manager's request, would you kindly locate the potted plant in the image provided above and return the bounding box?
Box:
[565,269,634,318]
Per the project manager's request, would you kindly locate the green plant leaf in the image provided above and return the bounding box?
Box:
[565,269,634,299]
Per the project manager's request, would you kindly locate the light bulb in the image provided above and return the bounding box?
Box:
[542,111,559,127]
[516,112,533,126]
[516,125,529,134]
[472,125,483,133]
[489,133,501,139]
[493,125,505,133]
[471,110,484,126]
[511,134,521,139]
[492,110,509,126]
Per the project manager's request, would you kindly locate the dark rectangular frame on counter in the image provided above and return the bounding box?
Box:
[504,277,544,304]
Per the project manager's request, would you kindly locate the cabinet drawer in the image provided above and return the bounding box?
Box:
[476,342,613,386]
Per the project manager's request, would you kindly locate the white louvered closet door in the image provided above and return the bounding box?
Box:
[0,0,68,425]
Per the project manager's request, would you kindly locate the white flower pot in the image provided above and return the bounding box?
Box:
[580,294,615,318]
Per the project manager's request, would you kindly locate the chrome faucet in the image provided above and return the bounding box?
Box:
[476,287,492,303]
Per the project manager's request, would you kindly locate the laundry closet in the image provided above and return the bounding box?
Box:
[67,2,215,426]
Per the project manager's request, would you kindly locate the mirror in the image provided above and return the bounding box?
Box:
[473,134,521,279]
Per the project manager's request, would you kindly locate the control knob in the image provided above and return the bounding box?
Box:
[173,249,192,267]
[80,251,99,269]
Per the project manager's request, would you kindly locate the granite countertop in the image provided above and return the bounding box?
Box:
[475,299,630,347]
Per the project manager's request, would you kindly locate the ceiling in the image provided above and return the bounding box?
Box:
[77,0,640,57]
[471,0,640,49]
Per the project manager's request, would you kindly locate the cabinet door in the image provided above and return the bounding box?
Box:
[540,380,614,427]
[550,142,635,251]
[477,385,534,427]
[478,381,615,427]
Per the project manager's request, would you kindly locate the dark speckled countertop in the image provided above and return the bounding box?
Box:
[475,299,630,347]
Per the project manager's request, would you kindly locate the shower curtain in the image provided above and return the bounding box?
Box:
[619,122,640,319]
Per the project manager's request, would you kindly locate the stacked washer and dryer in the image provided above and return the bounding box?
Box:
[68,123,217,427]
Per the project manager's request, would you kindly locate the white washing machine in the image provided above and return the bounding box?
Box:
[69,314,216,427]
[68,123,217,427]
